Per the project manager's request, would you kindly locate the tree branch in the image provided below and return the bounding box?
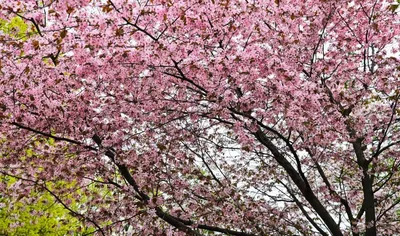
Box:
[253,130,343,236]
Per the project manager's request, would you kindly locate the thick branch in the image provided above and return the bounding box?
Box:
[11,123,253,235]
[253,130,343,236]
[280,181,329,236]
[314,161,358,236]
[352,139,376,236]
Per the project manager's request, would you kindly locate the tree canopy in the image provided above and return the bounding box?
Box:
[1,0,400,235]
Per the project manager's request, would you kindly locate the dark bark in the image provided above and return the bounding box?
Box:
[254,130,343,236]
[11,122,257,236]
[352,139,376,236]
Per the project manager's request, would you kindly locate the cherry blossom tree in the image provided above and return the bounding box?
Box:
[1,0,400,235]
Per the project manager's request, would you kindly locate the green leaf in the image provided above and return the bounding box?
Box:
[0,17,29,39]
